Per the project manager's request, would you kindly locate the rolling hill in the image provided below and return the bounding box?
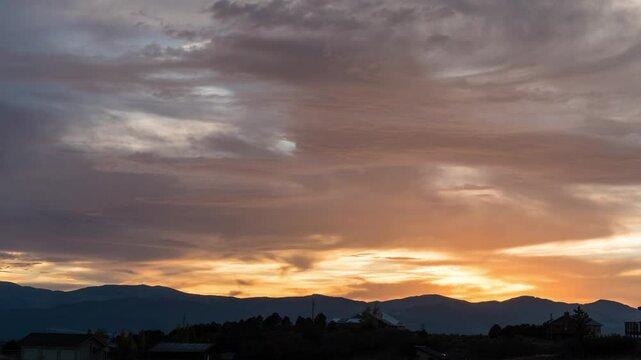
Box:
[0,282,639,340]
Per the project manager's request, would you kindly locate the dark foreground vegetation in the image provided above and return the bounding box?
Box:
[2,313,641,360]
[106,313,421,360]
[425,334,640,360]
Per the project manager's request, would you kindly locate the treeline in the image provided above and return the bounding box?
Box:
[106,314,641,360]
[488,323,548,339]
[106,313,420,360]
[4,313,641,359]
[422,333,640,359]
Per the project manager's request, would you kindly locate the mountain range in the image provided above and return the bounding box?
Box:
[1,281,639,340]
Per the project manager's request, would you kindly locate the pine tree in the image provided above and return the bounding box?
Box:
[281,316,292,329]
[571,305,591,338]
[489,324,502,338]
[137,330,146,353]
[314,313,327,330]
[361,305,381,330]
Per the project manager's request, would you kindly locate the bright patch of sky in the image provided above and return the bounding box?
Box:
[62,111,231,157]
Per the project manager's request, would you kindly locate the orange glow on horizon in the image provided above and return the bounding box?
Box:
[5,242,641,307]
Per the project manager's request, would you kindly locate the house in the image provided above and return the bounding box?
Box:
[622,321,641,337]
[148,343,214,360]
[625,321,641,337]
[548,312,602,338]
[21,333,107,360]
[333,310,404,329]
[415,346,447,360]
[331,315,361,327]
[0,341,17,360]
[586,319,603,337]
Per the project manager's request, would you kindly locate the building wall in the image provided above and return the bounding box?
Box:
[22,347,78,360]
[625,321,641,336]
[22,341,105,360]
[77,340,106,360]
[549,317,602,338]
[550,317,576,337]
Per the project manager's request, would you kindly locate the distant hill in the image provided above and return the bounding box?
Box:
[0,282,639,340]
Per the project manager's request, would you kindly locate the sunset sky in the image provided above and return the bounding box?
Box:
[3,0,641,306]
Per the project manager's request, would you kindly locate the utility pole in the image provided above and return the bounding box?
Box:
[311,295,316,320]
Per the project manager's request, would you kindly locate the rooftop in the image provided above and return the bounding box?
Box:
[335,311,403,327]
[149,343,214,353]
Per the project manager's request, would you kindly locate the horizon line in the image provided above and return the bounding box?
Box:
[2,280,636,309]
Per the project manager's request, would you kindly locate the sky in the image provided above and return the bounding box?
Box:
[2,0,641,306]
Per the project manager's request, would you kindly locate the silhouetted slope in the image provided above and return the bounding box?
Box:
[63,284,192,302]
[0,282,639,340]
[0,281,65,309]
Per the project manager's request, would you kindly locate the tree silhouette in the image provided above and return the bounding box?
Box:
[361,304,383,330]
[264,312,282,330]
[572,305,591,339]
[92,329,109,344]
[113,330,138,360]
[282,316,292,329]
[314,313,327,330]
[488,324,502,338]
[136,330,146,353]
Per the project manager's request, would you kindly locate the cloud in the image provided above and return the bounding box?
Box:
[61,110,232,157]
[499,235,641,261]
[2,0,641,303]
[279,254,318,272]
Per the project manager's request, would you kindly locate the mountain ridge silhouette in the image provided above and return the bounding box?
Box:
[1,281,639,340]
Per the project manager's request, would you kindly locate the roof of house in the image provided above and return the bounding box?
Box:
[21,333,99,348]
[335,311,403,327]
[549,312,602,327]
[379,312,402,327]
[550,312,572,323]
[149,343,214,353]
[335,314,362,324]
